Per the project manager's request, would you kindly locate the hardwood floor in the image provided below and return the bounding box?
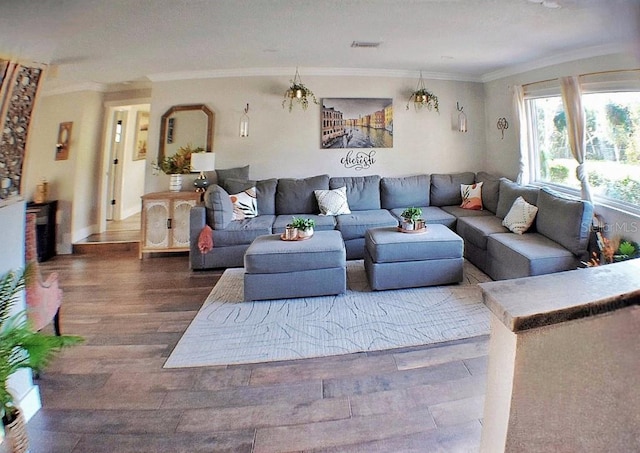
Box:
[27,252,488,452]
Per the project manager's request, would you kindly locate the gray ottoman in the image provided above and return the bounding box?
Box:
[364,225,464,290]
[244,230,347,301]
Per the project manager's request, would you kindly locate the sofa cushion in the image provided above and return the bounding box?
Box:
[486,232,577,280]
[441,205,494,219]
[456,215,508,250]
[330,175,381,211]
[380,174,430,209]
[389,206,456,229]
[430,172,475,206]
[272,214,336,235]
[535,188,594,256]
[475,172,501,214]
[460,182,483,210]
[335,209,398,241]
[223,178,278,216]
[204,185,234,229]
[496,179,539,219]
[502,196,538,234]
[276,174,330,215]
[212,215,276,247]
[315,187,351,215]
[215,165,250,192]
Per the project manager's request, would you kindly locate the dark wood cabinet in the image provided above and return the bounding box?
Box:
[26,200,57,262]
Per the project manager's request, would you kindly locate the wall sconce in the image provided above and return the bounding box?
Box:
[55,121,72,161]
[457,102,468,133]
[191,152,216,193]
[240,103,249,137]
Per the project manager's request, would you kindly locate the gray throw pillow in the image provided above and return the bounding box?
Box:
[430,172,475,206]
[215,165,250,192]
[496,179,539,219]
[204,184,234,229]
[276,175,330,215]
[330,175,381,211]
[536,188,594,256]
[475,171,501,214]
[380,174,430,209]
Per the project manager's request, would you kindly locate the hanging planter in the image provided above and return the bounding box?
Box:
[282,68,318,112]
[406,72,439,113]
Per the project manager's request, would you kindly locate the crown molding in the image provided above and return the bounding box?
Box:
[147,67,483,83]
[40,81,107,97]
[480,43,629,82]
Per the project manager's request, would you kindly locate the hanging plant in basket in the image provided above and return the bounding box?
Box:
[406,72,439,113]
[282,68,318,112]
[0,268,83,452]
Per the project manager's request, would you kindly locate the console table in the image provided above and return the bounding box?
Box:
[139,191,200,259]
[26,200,57,262]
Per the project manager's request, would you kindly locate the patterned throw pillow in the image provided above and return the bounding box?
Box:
[230,187,257,220]
[502,196,538,234]
[460,182,483,210]
[314,186,351,216]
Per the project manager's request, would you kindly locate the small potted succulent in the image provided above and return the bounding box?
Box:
[290,217,316,239]
[400,207,424,231]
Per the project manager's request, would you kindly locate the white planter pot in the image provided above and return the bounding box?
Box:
[169,174,182,192]
[297,227,314,239]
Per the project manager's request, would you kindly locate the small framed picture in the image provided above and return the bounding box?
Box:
[133,111,149,160]
[55,122,72,161]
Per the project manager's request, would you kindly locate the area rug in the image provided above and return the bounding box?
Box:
[164,261,492,368]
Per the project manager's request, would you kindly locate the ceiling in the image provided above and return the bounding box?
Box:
[1,0,638,92]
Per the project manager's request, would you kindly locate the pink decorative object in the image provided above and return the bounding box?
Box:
[25,212,62,334]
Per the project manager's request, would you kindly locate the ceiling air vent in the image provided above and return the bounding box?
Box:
[351,41,382,49]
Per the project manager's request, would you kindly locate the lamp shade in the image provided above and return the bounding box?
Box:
[191,152,216,172]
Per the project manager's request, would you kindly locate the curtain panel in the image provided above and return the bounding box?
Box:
[560,76,593,203]
[0,60,44,201]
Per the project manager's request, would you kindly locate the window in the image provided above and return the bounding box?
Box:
[528,90,640,211]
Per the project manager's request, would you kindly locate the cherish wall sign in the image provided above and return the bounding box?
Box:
[340,150,377,171]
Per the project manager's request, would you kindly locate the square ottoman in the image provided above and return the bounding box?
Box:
[364,225,464,290]
[244,230,347,301]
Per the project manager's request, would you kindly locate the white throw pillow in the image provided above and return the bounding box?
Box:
[460,182,483,210]
[230,187,257,220]
[502,196,538,234]
[314,186,351,216]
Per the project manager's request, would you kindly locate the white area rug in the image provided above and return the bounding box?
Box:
[165,261,492,368]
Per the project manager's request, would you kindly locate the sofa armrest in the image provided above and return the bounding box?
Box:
[190,206,207,242]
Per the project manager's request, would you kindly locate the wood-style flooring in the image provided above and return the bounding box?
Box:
[27,251,489,453]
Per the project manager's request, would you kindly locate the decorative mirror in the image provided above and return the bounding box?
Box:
[158,104,214,162]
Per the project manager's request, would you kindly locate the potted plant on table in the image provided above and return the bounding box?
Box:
[152,144,204,192]
[400,207,425,231]
[289,217,316,239]
[1,268,82,453]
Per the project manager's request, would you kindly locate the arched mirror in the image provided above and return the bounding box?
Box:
[158,104,214,162]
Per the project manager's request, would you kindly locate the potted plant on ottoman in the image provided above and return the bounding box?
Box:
[290,217,316,239]
[1,268,82,453]
[400,207,425,231]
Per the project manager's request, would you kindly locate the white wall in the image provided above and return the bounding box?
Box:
[145,74,487,193]
[0,200,41,422]
[119,105,148,220]
[24,91,104,253]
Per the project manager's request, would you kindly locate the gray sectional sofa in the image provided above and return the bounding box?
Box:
[190,169,594,281]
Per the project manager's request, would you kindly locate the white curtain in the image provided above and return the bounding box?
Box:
[560,76,592,202]
[513,85,529,184]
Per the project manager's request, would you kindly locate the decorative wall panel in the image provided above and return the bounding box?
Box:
[0,62,43,200]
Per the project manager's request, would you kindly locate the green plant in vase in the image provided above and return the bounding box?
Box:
[290,217,316,238]
[400,207,424,231]
[0,268,83,448]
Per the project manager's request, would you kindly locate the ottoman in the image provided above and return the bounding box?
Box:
[244,230,346,301]
[364,225,464,290]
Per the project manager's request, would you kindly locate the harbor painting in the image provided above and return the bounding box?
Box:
[321,98,393,149]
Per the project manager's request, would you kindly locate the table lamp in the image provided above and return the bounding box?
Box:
[191,152,216,193]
